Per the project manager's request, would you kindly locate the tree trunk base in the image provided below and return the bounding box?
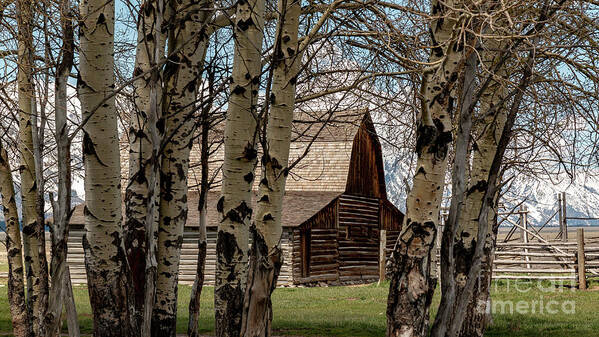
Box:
[240,226,283,337]
[188,241,207,337]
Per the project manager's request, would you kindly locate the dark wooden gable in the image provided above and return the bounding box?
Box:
[344,111,388,199]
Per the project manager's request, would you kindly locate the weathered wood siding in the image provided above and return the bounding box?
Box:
[292,227,339,284]
[337,194,380,282]
[300,197,338,230]
[66,225,294,286]
[344,113,387,199]
[279,229,294,284]
[380,198,403,231]
[289,193,404,286]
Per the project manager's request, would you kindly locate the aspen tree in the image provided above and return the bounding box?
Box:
[240,0,300,334]
[43,0,76,334]
[79,0,132,335]
[428,2,570,334]
[458,45,508,337]
[386,1,468,336]
[430,51,477,337]
[456,3,577,332]
[152,0,213,335]
[125,0,166,334]
[441,42,537,336]
[16,0,49,332]
[0,142,31,337]
[215,0,266,334]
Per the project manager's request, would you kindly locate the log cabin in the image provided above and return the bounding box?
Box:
[62,110,404,286]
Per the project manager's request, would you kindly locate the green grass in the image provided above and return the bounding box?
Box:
[0,280,598,336]
[0,260,8,274]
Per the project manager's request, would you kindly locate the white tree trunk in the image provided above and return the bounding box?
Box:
[240,1,300,335]
[188,83,213,337]
[125,0,167,334]
[152,1,212,336]
[458,41,509,337]
[0,143,31,337]
[79,0,133,335]
[215,0,266,334]
[16,0,49,333]
[430,49,479,337]
[386,1,466,336]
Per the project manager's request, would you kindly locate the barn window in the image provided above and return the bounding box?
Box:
[300,228,311,277]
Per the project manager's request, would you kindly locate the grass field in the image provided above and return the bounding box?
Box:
[0,279,598,336]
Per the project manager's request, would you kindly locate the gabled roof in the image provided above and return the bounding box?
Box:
[65,190,340,228]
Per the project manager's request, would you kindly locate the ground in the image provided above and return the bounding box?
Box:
[1,231,598,336]
[0,277,598,336]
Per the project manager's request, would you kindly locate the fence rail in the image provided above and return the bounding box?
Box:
[491,228,598,287]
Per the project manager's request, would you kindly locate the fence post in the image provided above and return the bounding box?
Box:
[562,192,568,242]
[379,229,386,284]
[558,193,564,240]
[522,205,531,269]
[577,228,587,290]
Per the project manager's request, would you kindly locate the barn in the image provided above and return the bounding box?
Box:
[63,110,404,286]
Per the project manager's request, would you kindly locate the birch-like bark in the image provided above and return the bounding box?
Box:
[457,45,509,337]
[125,1,166,334]
[79,0,133,335]
[458,201,499,337]
[0,142,31,337]
[152,1,212,336]
[240,1,300,335]
[430,51,477,337]
[43,1,75,334]
[451,46,536,337]
[16,0,49,333]
[215,0,266,334]
[386,1,466,336]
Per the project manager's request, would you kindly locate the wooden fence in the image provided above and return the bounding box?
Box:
[434,200,599,287]
[493,228,599,287]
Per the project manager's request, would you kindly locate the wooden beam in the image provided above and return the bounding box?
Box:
[577,228,587,290]
[562,192,568,242]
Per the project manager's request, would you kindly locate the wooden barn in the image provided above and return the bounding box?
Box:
[63,110,404,286]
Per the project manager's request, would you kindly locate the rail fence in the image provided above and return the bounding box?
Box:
[432,193,599,288]
[493,230,599,288]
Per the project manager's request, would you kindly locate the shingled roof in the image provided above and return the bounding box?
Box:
[66,190,340,228]
[120,110,366,193]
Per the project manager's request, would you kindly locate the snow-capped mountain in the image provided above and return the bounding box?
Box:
[501,173,599,227]
[381,148,599,228]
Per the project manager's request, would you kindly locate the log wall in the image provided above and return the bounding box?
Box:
[337,194,380,282]
[66,225,294,286]
[292,227,339,283]
[380,198,403,231]
[64,195,403,287]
